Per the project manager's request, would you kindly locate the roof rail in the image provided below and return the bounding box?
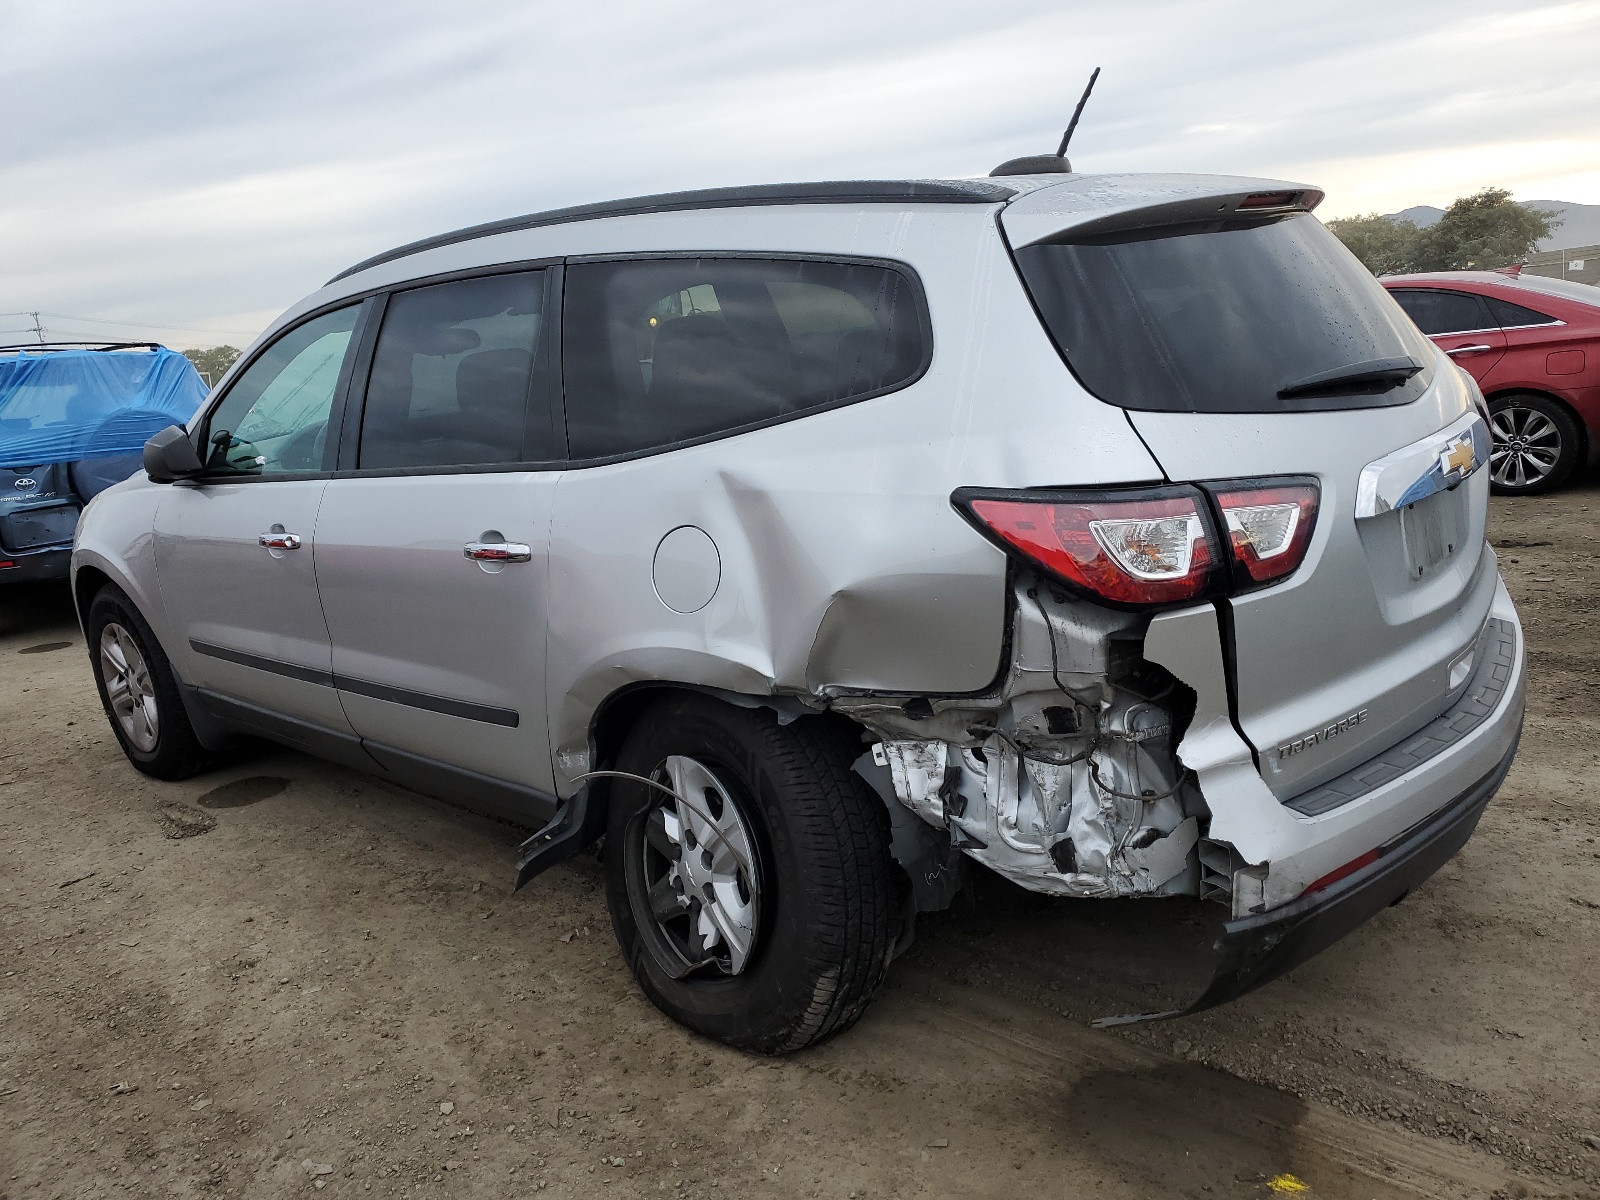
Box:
[328,179,1016,284]
[0,341,163,353]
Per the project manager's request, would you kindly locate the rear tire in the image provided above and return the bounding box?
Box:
[1488,393,1582,495]
[86,584,214,781]
[602,693,897,1054]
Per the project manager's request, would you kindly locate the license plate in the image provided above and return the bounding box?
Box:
[1398,489,1461,581]
[1,504,80,550]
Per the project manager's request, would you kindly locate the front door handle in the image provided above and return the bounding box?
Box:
[1445,344,1494,356]
[464,540,532,563]
[259,531,302,550]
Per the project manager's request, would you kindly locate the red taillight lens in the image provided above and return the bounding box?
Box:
[1212,483,1318,588]
[958,488,1221,609]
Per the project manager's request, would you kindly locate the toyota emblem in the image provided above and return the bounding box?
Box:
[13,477,38,493]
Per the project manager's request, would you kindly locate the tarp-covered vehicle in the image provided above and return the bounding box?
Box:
[0,343,207,582]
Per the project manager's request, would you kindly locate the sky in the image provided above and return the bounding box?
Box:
[4,0,1600,350]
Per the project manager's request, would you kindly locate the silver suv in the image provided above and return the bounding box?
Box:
[73,169,1524,1052]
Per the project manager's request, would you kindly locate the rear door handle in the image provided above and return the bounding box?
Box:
[258,532,302,550]
[1445,344,1494,356]
[464,540,532,563]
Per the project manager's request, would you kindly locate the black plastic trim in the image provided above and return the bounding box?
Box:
[189,686,554,826]
[333,675,519,728]
[187,639,518,727]
[328,180,1016,284]
[361,740,557,827]
[194,687,379,773]
[189,639,333,686]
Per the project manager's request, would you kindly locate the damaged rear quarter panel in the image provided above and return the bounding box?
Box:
[543,205,1162,792]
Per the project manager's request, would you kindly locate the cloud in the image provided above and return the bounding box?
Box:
[2,0,1598,347]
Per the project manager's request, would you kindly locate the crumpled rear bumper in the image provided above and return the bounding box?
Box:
[1095,728,1518,1027]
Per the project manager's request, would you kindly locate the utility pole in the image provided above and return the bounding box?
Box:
[26,311,44,346]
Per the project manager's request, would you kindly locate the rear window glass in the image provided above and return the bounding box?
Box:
[1390,289,1495,335]
[562,257,926,459]
[1015,214,1435,413]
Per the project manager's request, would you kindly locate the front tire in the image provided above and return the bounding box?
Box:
[1488,393,1582,494]
[86,584,214,780]
[602,694,898,1054]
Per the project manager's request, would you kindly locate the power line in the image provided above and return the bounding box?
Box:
[0,309,259,337]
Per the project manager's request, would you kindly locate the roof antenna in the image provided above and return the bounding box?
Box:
[990,67,1100,178]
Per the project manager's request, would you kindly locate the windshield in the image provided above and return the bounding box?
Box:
[1014,213,1435,413]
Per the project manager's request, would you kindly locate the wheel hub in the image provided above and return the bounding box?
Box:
[1489,405,1561,488]
[99,622,159,752]
[638,755,761,975]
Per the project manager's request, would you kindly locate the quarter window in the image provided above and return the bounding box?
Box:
[359,271,555,470]
[203,305,360,476]
[562,258,926,459]
[1484,296,1557,328]
[1390,289,1495,336]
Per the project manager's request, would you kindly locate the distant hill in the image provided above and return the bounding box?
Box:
[1381,200,1600,251]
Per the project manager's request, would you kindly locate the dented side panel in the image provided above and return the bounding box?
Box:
[544,206,1162,792]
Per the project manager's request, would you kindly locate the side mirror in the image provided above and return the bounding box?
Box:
[143,425,204,483]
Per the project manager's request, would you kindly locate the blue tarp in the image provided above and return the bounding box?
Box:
[0,346,209,470]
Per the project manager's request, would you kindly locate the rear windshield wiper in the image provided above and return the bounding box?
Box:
[1277,356,1423,400]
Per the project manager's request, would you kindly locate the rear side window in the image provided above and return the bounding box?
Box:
[1484,296,1557,328]
[359,270,556,470]
[1390,289,1495,335]
[1015,214,1435,413]
[562,257,926,459]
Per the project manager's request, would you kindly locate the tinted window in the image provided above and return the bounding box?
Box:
[1015,215,1434,413]
[563,258,925,459]
[204,305,359,475]
[360,271,554,470]
[1484,296,1557,328]
[1390,289,1495,336]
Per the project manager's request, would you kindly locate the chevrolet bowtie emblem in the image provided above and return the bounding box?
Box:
[1443,437,1475,475]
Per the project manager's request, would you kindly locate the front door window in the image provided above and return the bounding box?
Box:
[203,305,360,475]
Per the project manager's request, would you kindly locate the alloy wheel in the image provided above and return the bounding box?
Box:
[99,622,160,752]
[635,755,762,976]
[1489,405,1563,489]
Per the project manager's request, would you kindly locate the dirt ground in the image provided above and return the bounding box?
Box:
[2,463,1597,1200]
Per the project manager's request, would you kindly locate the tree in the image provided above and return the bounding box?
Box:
[183,345,241,387]
[1325,213,1422,275]
[1327,187,1560,276]
[1414,188,1558,271]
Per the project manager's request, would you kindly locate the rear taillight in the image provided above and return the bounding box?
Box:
[954,487,1223,609]
[954,478,1318,610]
[1213,482,1319,589]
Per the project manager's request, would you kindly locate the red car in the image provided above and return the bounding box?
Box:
[1382,269,1600,493]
